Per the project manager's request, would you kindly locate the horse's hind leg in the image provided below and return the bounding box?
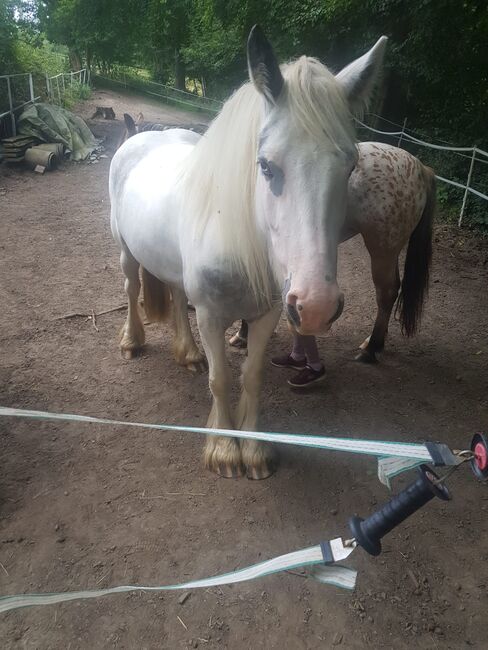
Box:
[229,320,248,348]
[236,306,281,479]
[356,254,400,363]
[197,311,243,478]
[119,243,145,359]
[171,288,207,373]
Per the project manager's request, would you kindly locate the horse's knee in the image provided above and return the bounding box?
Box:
[124,276,141,302]
[209,374,229,398]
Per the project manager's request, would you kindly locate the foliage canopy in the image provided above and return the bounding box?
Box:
[2,2,488,186]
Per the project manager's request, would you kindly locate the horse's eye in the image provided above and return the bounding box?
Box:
[259,159,274,179]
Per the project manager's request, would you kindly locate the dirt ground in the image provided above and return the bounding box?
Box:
[1,88,487,650]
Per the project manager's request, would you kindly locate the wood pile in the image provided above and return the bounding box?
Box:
[1,135,39,163]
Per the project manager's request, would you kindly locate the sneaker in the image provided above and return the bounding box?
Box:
[287,365,326,388]
[271,353,307,370]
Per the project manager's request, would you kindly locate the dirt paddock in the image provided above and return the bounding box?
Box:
[1,88,487,649]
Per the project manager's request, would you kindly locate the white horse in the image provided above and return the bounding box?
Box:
[109,26,387,479]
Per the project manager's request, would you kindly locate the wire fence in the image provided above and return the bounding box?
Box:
[46,68,90,105]
[0,68,90,139]
[0,72,43,137]
[2,66,486,227]
[91,69,486,227]
[356,114,488,226]
[92,70,223,114]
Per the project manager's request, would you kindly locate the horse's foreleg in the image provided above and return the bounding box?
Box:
[171,288,207,373]
[119,244,145,359]
[357,255,400,363]
[197,312,243,478]
[235,306,281,479]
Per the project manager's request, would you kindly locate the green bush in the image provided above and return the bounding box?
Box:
[61,80,91,108]
[12,36,69,76]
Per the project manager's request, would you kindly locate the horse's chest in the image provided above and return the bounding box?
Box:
[191,265,275,321]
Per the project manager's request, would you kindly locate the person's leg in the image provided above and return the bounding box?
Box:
[290,333,306,362]
[298,335,323,371]
[288,335,325,388]
[271,330,307,369]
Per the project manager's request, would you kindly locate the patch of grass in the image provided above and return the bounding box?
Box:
[61,81,91,109]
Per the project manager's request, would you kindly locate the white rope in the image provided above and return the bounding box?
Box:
[355,119,488,203]
[434,174,488,201]
[0,406,434,462]
[0,544,357,613]
[360,114,488,159]
[355,119,475,152]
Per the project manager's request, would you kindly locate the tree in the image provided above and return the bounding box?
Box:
[0,0,18,72]
[38,0,143,70]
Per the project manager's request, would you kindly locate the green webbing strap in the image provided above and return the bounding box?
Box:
[0,544,356,613]
[0,406,435,461]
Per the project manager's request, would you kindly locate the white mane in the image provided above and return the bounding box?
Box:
[180,55,356,306]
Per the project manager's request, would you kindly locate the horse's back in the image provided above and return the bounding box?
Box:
[110,129,200,197]
[347,142,429,251]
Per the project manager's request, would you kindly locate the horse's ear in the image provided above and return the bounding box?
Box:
[123,113,137,137]
[247,24,284,104]
[136,112,144,126]
[335,36,388,116]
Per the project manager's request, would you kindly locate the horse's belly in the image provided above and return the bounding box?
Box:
[114,144,191,286]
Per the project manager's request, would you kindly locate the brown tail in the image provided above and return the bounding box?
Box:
[141,267,172,322]
[397,166,436,337]
[116,113,137,150]
[123,113,137,137]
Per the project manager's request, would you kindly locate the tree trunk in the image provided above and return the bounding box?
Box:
[174,49,186,90]
[69,50,82,71]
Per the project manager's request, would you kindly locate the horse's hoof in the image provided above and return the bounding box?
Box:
[218,462,244,479]
[229,334,248,349]
[186,359,208,374]
[121,347,139,359]
[241,442,277,480]
[359,335,371,351]
[355,349,378,364]
[246,462,276,480]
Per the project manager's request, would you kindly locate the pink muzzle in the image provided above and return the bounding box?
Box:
[286,285,344,335]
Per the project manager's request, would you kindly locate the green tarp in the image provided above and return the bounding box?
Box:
[17,103,97,161]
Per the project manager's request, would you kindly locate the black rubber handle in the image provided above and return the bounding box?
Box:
[349,465,451,556]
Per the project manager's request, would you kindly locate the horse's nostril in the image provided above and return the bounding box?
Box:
[286,303,301,328]
[329,295,344,324]
[297,304,303,311]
